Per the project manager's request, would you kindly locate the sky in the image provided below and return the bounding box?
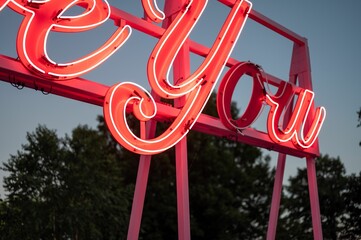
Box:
[0,0,360,197]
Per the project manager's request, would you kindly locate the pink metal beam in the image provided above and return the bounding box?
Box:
[218,0,306,45]
[266,52,299,239]
[248,10,306,45]
[110,1,306,47]
[172,26,191,240]
[0,55,107,106]
[306,157,323,240]
[127,121,157,239]
[290,42,323,239]
[266,41,323,239]
[0,1,324,239]
[0,55,320,159]
[127,154,152,240]
[109,4,305,71]
[266,153,286,240]
[175,138,191,240]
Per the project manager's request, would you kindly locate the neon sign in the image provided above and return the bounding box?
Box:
[1,0,131,79]
[0,0,327,238]
[0,0,326,155]
[217,62,326,149]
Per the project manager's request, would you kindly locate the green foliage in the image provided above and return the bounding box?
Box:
[1,126,67,240]
[96,93,275,239]
[283,155,348,240]
[135,94,275,239]
[339,171,361,239]
[0,125,132,240]
[1,96,360,239]
[187,131,274,240]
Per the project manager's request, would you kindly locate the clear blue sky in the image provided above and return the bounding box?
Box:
[1,0,360,197]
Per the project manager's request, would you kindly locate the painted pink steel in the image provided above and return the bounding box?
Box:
[127,121,157,239]
[176,139,191,240]
[266,153,286,240]
[169,0,192,236]
[128,1,192,237]
[307,157,323,240]
[218,0,306,45]
[291,42,323,239]
[0,1,324,238]
[0,55,320,159]
[173,42,191,240]
[265,41,323,238]
[267,49,299,239]
[127,155,152,240]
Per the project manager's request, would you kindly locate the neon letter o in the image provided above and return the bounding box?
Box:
[217,62,265,131]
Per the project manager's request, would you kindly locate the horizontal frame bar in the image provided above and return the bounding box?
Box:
[0,54,319,158]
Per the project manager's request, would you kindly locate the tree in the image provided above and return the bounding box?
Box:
[0,125,132,240]
[61,125,131,239]
[337,107,361,238]
[0,199,6,236]
[1,93,275,239]
[96,93,276,239]
[339,171,361,239]
[187,131,275,240]
[283,155,347,240]
[1,125,67,239]
[339,107,361,237]
[100,94,270,239]
[187,95,275,239]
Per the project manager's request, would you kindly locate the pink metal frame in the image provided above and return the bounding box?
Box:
[0,1,323,239]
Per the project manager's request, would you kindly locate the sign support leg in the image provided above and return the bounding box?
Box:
[306,157,323,240]
[127,155,151,240]
[290,42,323,239]
[175,138,191,240]
[169,0,192,236]
[173,44,191,240]
[266,153,286,240]
[127,121,157,240]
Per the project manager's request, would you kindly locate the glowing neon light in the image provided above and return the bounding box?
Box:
[0,0,11,11]
[0,2,327,237]
[217,62,265,131]
[104,0,252,155]
[217,62,326,149]
[104,82,202,154]
[265,85,326,149]
[1,0,326,153]
[141,0,165,22]
[147,0,252,98]
[2,0,131,79]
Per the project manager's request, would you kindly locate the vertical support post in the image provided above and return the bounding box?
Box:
[266,153,286,240]
[290,42,323,238]
[175,138,191,240]
[266,53,298,238]
[173,25,192,240]
[127,155,152,240]
[127,121,157,240]
[306,157,323,240]
[291,42,321,154]
[266,40,317,239]
[163,0,192,238]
